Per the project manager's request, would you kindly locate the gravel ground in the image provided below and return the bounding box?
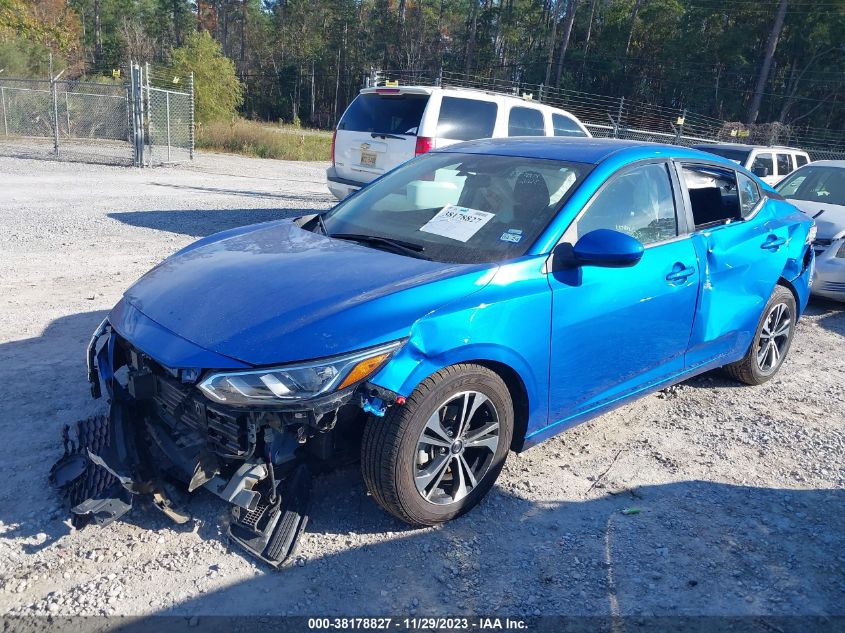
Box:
[0,152,843,620]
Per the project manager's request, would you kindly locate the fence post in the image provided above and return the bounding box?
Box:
[1,85,7,136]
[130,64,136,165]
[615,96,625,138]
[145,62,152,166]
[51,78,60,156]
[131,64,144,167]
[189,72,195,160]
[674,108,686,144]
[65,90,71,138]
[166,91,171,163]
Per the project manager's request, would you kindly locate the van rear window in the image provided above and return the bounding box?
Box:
[508,107,546,136]
[552,113,586,137]
[437,97,498,141]
[338,93,429,136]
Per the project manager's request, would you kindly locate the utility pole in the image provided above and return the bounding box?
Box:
[747,0,789,124]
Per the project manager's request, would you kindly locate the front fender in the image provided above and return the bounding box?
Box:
[370,256,552,441]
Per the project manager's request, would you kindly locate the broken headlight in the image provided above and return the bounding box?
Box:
[805,223,817,246]
[197,340,403,405]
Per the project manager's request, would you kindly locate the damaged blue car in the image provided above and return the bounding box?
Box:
[72,138,815,567]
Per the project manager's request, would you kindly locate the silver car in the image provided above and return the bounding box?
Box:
[776,160,845,301]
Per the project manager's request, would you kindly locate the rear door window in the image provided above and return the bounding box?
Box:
[751,152,774,176]
[436,97,498,141]
[681,165,742,228]
[338,93,429,135]
[795,154,809,168]
[508,107,546,136]
[552,113,587,137]
[776,153,793,176]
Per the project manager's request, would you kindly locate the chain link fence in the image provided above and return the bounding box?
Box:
[367,69,845,162]
[143,64,194,166]
[0,64,194,167]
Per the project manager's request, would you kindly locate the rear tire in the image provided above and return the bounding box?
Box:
[724,285,796,385]
[361,364,513,526]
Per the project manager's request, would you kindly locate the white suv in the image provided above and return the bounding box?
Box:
[326,85,591,200]
[693,143,811,186]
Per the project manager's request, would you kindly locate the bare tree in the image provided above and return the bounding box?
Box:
[544,0,562,87]
[583,0,599,53]
[465,0,479,76]
[747,0,789,124]
[624,0,644,57]
[554,0,579,87]
[94,0,102,62]
[120,18,155,63]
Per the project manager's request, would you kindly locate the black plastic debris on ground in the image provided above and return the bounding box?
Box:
[49,415,130,528]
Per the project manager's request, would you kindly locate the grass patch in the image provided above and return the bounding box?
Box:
[196,119,332,161]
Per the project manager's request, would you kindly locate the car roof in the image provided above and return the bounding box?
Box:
[436,136,729,166]
[693,142,808,153]
[358,85,582,116]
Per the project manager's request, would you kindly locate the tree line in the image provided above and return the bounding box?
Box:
[1,0,843,133]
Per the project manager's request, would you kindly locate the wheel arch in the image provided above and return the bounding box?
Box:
[776,276,800,313]
[370,344,544,453]
[472,360,530,452]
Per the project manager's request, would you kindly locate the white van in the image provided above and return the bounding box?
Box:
[693,143,811,186]
[326,85,591,200]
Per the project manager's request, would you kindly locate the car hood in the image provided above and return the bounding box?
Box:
[786,199,845,239]
[121,220,492,366]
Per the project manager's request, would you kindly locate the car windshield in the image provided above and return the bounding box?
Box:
[776,165,845,206]
[694,146,751,164]
[323,152,591,264]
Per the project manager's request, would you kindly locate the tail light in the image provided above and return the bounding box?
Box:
[330,129,337,166]
[415,136,434,156]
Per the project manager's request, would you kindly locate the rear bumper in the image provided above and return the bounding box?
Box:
[326,166,365,200]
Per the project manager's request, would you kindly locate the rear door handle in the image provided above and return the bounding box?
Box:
[761,235,786,251]
[666,264,696,283]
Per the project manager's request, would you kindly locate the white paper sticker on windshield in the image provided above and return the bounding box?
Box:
[419,205,494,243]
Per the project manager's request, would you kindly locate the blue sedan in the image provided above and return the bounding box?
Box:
[83,138,814,566]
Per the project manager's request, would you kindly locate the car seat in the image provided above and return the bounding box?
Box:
[512,171,550,225]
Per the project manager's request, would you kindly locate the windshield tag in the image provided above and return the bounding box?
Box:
[500,229,523,244]
[419,205,494,242]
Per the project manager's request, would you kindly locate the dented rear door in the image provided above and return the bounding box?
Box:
[684,203,790,369]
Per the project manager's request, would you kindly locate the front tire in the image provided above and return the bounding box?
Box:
[361,364,513,526]
[724,284,796,385]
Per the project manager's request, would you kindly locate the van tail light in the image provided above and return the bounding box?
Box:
[330,130,337,166]
[415,136,434,156]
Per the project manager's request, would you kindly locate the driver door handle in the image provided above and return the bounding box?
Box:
[761,235,786,251]
[666,264,696,283]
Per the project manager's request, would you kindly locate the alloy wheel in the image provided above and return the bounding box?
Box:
[756,302,791,374]
[414,391,500,505]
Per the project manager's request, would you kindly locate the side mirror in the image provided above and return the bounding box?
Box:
[554,229,644,269]
[752,166,770,178]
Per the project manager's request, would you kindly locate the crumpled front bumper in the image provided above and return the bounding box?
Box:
[63,310,395,566]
